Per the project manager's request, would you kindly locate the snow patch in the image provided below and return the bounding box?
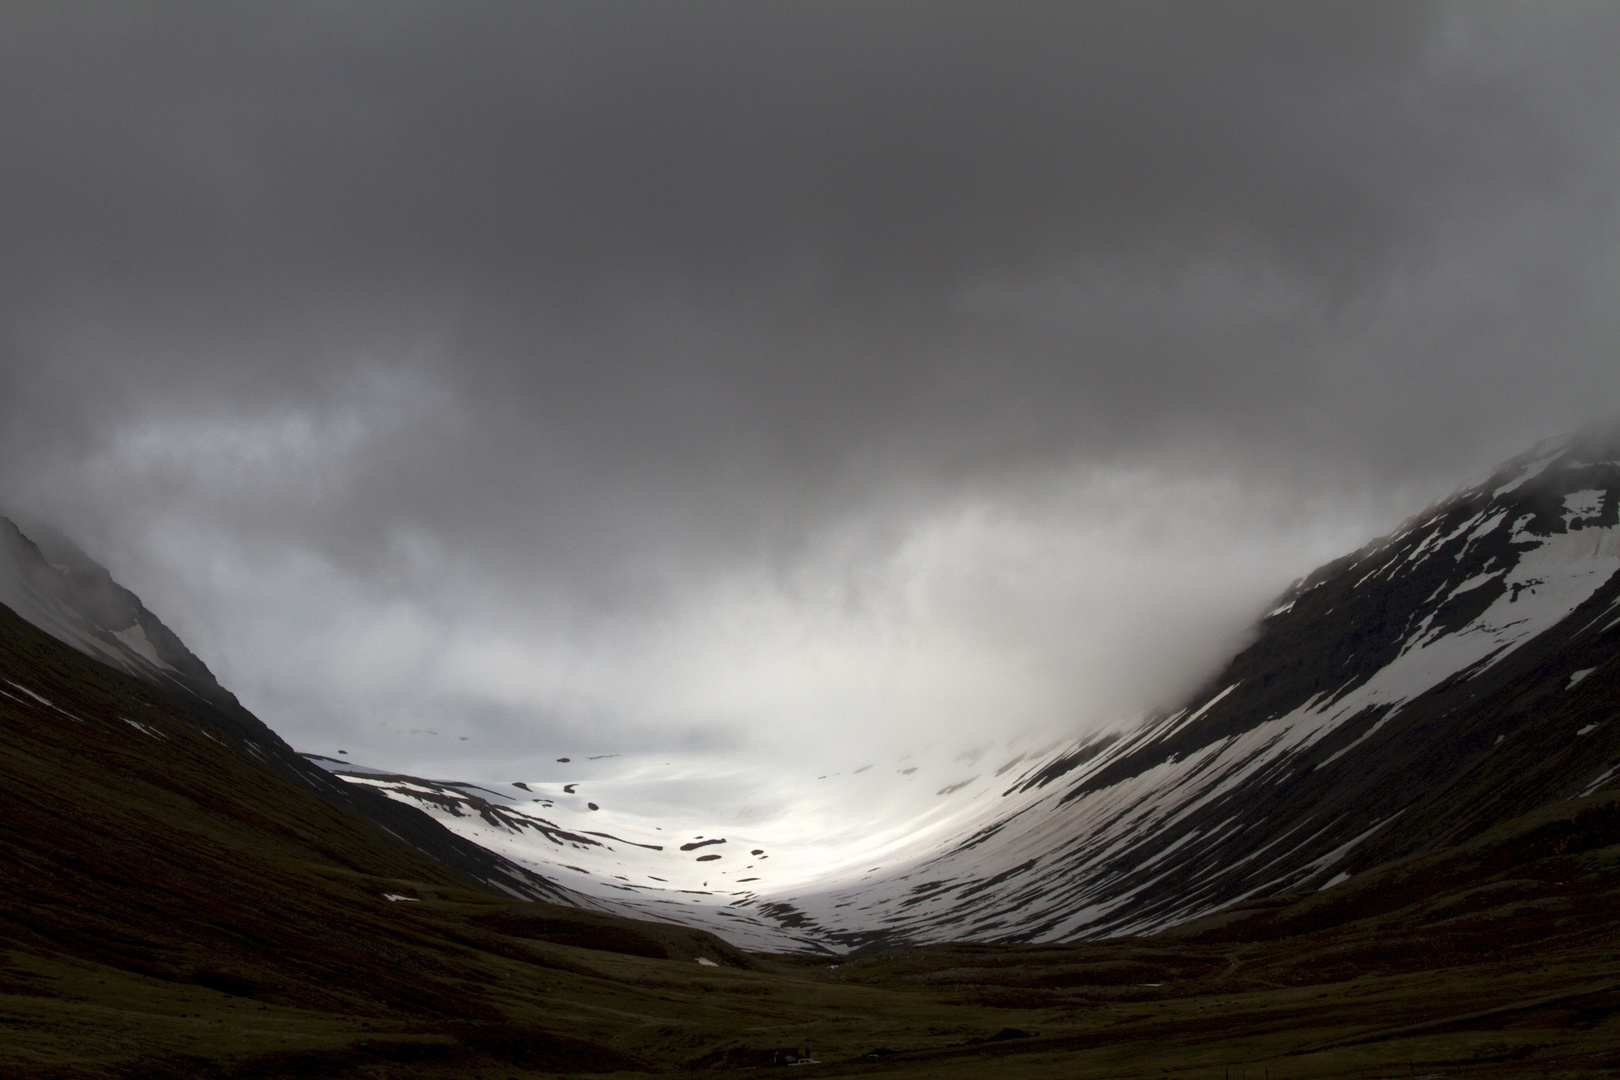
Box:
[112,623,175,671]
[1579,766,1618,798]
[1564,489,1607,526]
[122,717,166,740]
[4,681,53,707]
[1446,572,1501,599]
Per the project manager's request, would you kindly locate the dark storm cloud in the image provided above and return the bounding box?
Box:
[2,4,1444,282]
[0,3,1616,766]
[5,4,1610,486]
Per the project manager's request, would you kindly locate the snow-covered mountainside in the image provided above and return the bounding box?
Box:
[775,430,1620,946]
[313,430,1620,951]
[302,743,1072,952]
[10,429,1620,954]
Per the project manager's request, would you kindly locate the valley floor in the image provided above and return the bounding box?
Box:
[9,838,1620,1080]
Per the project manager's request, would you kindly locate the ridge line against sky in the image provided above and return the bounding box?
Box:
[0,2,1616,786]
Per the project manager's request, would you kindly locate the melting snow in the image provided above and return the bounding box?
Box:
[122,717,166,740]
[4,681,53,707]
[1446,572,1500,598]
[1564,489,1607,525]
[1579,766,1618,798]
[111,624,175,671]
[315,741,1069,952]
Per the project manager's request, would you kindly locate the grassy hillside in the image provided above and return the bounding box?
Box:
[7,600,1620,1078]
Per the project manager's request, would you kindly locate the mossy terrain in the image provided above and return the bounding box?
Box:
[6,602,1620,1078]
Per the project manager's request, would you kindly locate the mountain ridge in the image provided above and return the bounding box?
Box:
[5,428,1619,956]
[8,430,1620,1077]
[0,511,589,909]
[773,428,1620,944]
[306,429,1620,951]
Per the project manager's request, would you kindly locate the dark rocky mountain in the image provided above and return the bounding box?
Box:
[276,429,1620,954]
[0,518,239,716]
[11,585,1620,1076]
[0,597,775,1076]
[773,428,1620,945]
[8,428,1620,948]
[0,514,582,907]
[7,432,1620,1077]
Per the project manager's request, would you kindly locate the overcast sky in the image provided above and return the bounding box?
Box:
[2,2,1617,782]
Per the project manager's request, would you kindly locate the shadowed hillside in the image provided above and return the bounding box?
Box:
[8,581,1620,1077]
[5,433,1620,1077]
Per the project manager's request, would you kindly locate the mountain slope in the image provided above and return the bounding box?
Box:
[13,588,1620,1078]
[0,517,239,716]
[0,515,587,907]
[12,428,1619,959]
[308,432,1620,951]
[773,429,1620,944]
[0,596,794,1075]
[299,745,1071,954]
[11,437,1620,1076]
